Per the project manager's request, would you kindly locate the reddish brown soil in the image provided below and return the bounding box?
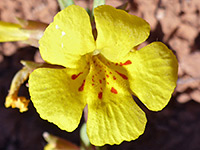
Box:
[0,0,200,150]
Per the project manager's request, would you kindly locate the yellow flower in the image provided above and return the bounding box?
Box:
[28,5,178,146]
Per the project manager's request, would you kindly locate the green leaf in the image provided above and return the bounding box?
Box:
[57,0,75,10]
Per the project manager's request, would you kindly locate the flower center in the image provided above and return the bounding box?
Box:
[87,54,132,100]
[70,53,132,100]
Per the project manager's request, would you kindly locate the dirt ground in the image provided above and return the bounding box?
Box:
[0,0,200,150]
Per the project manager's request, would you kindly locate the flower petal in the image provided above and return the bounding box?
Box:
[29,67,89,132]
[39,5,95,68]
[86,93,146,146]
[85,56,146,146]
[94,5,150,62]
[123,42,178,111]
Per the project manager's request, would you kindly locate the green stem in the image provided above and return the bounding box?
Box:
[57,0,75,10]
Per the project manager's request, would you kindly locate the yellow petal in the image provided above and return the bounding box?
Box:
[39,5,95,68]
[0,21,29,42]
[94,5,150,62]
[29,67,89,132]
[85,55,147,146]
[123,42,178,111]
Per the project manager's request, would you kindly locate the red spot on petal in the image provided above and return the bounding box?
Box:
[99,80,102,84]
[92,84,95,86]
[98,92,103,99]
[109,72,112,74]
[113,76,116,80]
[100,87,103,90]
[71,72,83,80]
[106,74,109,78]
[124,60,132,65]
[92,79,95,82]
[115,71,128,80]
[103,78,105,80]
[107,82,109,85]
[120,60,132,66]
[78,80,85,91]
[111,87,118,94]
[115,63,118,65]
[100,70,102,72]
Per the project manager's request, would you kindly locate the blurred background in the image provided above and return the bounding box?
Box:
[0,0,200,149]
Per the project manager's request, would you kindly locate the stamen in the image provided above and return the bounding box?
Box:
[93,50,100,55]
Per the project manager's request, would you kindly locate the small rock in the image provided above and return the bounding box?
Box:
[177,93,191,103]
[180,52,200,78]
[190,90,200,103]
